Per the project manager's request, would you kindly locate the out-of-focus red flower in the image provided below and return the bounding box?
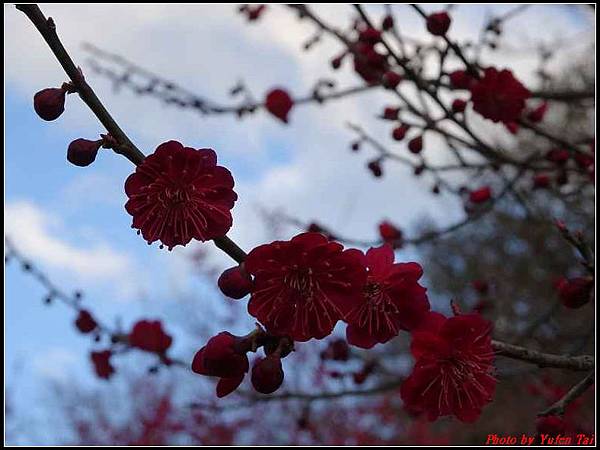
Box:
[555,276,593,308]
[527,102,549,123]
[320,338,350,361]
[75,309,97,334]
[91,350,115,380]
[124,141,237,250]
[546,148,570,165]
[218,266,253,299]
[504,121,519,134]
[34,87,67,121]
[451,99,467,113]
[382,71,402,89]
[469,186,492,204]
[67,138,102,167]
[408,136,423,154]
[533,174,551,189]
[470,68,530,124]
[392,124,410,141]
[244,232,367,342]
[378,221,403,248]
[251,355,284,394]
[129,320,173,354]
[241,4,267,21]
[426,12,451,36]
[401,312,496,422]
[352,38,389,84]
[449,70,474,90]
[345,245,430,348]
[265,88,294,123]
[536,415,566,435]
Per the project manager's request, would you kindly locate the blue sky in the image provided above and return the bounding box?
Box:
[4,4,593,444]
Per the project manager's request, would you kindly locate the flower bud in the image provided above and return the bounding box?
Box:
[408,136,423,154]
[218,266,252,299]
[392,124,409,141]
[426,12,451,36]
[265,88,293,123]
[67,138,102,167]
[367,160,383,178]
[75,309,97,334]
[34,87,67,121]
[251,355,284,394]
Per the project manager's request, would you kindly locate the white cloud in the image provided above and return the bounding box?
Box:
[5,4,593,273]
[5,200,139,295]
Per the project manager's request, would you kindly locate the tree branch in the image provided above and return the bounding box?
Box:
[492,340,594,371]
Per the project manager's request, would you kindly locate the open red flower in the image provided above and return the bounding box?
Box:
[470,68,530,124]
[125,141,237,250]
[90,350,115,380]
[244,233,367,342]
[401,312,496,422]
[345,245,430,349]
[449,70,474,90]
[129,320,173,353]
[265,88,293,123]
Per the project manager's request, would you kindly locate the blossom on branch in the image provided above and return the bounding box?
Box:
[124,140,237,249]
[244,232,367,342]
[401,312,496,422]
[345,245,430,349]
[129,320,173,354]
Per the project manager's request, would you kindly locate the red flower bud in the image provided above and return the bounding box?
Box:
[408,136,423,154]
[265,88,293,123]
[67,138,102,167]
[382,71,402,89]
[383,107,400,121]
[367,160,383,178]
[251,355,284,394]
[378,221,403,247]
[218,266,253,299]
[555,276,593,308]
[75,309,97,334]
[469,186,492,203]
[321,338,350,361]
[452,99,467,113]
[34,87,67,121]
[382,15,394,31]
[426,12,451,36]
[192,332,249,378]
[216,373,245,398]
[392,124,410,141]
